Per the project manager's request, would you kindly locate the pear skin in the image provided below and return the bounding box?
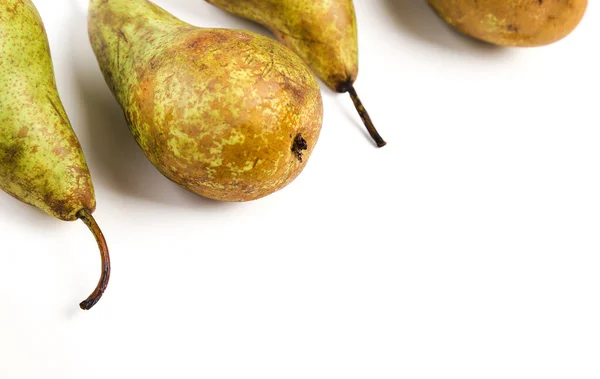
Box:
[205,0,386,147]
[0,0,110,310]
[88,0,323,202]
[427,0,588,47]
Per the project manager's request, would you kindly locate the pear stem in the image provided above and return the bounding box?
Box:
[77,209,111,310]
[347,85,386,148]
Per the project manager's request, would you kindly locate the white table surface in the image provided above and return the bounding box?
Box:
[1,0,599,378]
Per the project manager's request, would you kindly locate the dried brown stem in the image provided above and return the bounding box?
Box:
[77,209,111,310]
[347,85,386,148]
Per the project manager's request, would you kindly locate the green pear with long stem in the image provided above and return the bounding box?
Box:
[205,0,386,148]
[0,0,110,310]
[88,0,323,202]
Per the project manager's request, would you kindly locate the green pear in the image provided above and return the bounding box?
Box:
[0,0,110,310]
[88,0,323,202]
[205,0,386,147]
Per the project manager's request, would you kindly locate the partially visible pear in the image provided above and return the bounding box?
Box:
[205,0,386,148]
[0,0,110,310]
[427,0,588,47]
[88,0,323,202]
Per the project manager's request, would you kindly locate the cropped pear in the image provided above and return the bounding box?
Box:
[428,0,588,46]
[0,0,110,310]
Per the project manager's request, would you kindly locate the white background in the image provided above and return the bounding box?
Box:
[1,0,598,378]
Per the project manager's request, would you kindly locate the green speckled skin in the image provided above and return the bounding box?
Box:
[428,0,588,47]
[89,0,323,202]
[206,0,358,92]
[0,0,95,221]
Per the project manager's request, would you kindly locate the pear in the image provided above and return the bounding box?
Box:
[0,0,110,310]
[205,0,386,148]
[427,0,588,47]
[88,0,323,202]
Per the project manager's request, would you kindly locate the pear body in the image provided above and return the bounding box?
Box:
[206,0,358,93]
[428,0,588,47]
[0,0,95,221]
[89,0,323,202]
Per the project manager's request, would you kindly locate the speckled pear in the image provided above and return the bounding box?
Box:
[427,0,588,47]
[88,0,323,202]
[0,0,110,310]
[205,0,386,147]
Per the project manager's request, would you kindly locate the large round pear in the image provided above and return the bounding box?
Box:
[88,0,323,202]
[428,0,588,47]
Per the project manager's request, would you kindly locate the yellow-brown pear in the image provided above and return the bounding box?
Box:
[88,0,323,202]
[428,0,588,47]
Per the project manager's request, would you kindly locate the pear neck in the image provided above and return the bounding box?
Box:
[90,0,190,38]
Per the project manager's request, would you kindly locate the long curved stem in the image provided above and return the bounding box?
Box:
[347,85,387,148]
[77,209,111,310]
